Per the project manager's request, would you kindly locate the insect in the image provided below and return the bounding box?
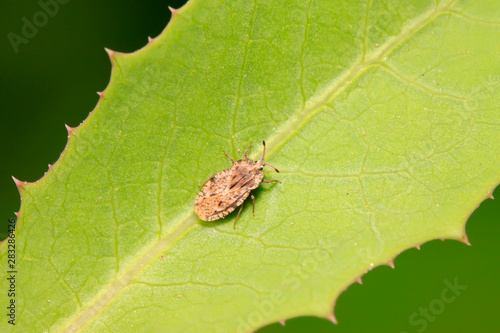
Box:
[194,141,280,228]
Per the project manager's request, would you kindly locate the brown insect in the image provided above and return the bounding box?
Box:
[194,141,280,228]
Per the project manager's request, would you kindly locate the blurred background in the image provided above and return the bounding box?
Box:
[0,1,498,332]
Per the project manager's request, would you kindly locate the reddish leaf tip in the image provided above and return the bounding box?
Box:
[387,260,395,269]
[14,212,19,217]
[169,6,178,15]
[488,192,494,200]
[279,320,285,326]
[105,47,115,58]
[355,276,363,284]
[12,176,25,188]
[65,124,75,134]
[97,91,104,98]
[328,313,338,325]
[461,235,471,246]
[148,36,154,44]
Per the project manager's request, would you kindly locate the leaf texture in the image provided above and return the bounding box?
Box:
[2,0,499,331]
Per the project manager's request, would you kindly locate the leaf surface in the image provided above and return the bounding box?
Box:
[2,0,500,331]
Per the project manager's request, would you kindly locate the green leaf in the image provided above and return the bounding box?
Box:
[2,0,499,331]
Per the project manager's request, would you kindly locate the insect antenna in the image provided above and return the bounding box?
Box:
[261,140,280,173]
[244,141,252,158]
[223,151,236,165]
[261,140,267,160]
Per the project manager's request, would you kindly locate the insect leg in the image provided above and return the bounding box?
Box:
[223,151,236,165]
[234,204,244,229]
[244,141,252,158]
[251,192,255,216]
[262,179,281,184]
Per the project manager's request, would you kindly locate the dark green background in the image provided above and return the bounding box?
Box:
[0,1,498,332]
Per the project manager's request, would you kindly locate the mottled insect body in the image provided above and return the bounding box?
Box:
[194,141,280,227]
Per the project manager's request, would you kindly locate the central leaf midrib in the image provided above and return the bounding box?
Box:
[66,1,455,331]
